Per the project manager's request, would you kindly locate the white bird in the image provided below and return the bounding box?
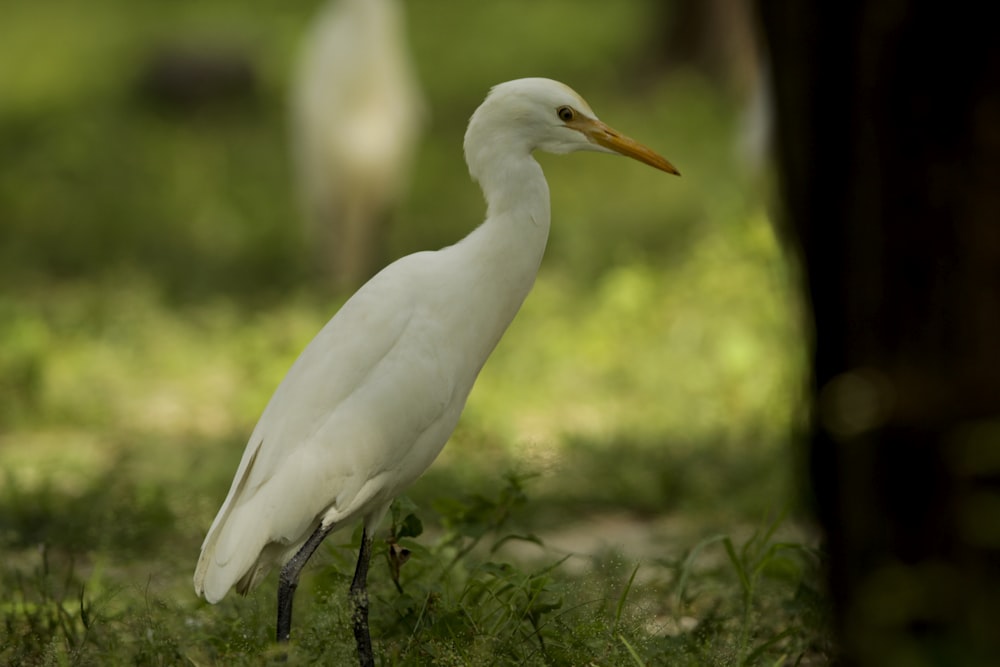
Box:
[291,0,425,290]
[194,77,678,666]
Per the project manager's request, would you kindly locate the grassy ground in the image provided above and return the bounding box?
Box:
[0,1,833,664]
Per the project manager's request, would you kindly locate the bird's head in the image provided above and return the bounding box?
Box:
[465,78,679,178]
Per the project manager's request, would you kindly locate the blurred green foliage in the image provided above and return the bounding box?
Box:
[0,0,825,663]
[0,0,764,298]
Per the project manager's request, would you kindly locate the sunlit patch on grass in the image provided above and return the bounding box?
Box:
[0,430,110,494]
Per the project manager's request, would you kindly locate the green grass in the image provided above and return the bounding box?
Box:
[0,1,832,664]
[2,481,831,665]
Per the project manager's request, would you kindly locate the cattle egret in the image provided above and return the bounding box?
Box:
[291,0,424,290]
[194,77,678,666]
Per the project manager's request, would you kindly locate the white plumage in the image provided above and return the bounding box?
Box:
[195,77,677,661]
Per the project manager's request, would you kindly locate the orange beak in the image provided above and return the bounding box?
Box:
[568,117,680,176]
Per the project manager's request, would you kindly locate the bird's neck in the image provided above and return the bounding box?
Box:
[449,151,551,333]
[467,150,551,274]
[480,152,550,225]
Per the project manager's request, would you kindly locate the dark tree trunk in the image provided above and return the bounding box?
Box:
[757,2,1000,664]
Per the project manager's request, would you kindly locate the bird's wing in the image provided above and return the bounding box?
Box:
[195,252,455,600]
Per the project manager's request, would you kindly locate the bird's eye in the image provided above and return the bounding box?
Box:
[557,106,575,122]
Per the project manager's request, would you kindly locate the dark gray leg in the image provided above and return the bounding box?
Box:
[276,522,334,643]
[351,528,375,667]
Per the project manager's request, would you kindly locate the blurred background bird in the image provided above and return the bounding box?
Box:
[290,0,425,292]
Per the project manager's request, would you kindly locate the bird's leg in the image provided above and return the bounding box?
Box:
[351,528,375,667]
[276,522,334,643]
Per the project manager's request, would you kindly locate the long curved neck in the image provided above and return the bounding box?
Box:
[479,153,550,227]
[464,103,549,223]
[463,149,551,293]
[441,148,551,359]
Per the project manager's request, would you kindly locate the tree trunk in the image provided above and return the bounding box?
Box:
[757,2,1000,664]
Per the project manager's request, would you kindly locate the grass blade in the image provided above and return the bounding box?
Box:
[677,534,728,604]
[618,633,646,667]
[615,562,641,626]
[722,536,752,599]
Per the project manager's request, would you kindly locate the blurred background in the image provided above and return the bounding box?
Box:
[0,0,824,663]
